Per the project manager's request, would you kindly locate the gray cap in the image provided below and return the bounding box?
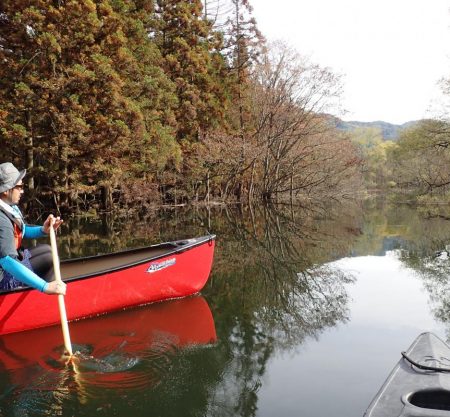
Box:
[0,163,26,193]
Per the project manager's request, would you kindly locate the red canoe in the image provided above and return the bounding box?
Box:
[0,235,216,335]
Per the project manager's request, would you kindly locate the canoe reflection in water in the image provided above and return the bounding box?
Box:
[0,296,216,413]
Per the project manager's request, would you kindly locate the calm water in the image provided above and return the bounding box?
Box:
[1,200,450,416]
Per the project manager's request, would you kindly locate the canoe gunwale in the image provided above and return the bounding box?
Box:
[0,234,216,295]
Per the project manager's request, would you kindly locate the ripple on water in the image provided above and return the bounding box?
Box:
[31,330,182,396]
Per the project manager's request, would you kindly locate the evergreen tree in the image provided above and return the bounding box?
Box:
[152,0,228,141]
[0,0,179,210]
[223,0,264,134]
[103,0,182,206]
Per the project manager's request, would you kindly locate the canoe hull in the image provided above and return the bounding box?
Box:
[0,236,215,335]
[364,332,450,417]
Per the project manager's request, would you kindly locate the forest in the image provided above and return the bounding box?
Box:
[349,116,450,216]
[1,0,449,214]
[0,0,364,213]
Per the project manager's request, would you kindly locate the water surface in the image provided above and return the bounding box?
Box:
[2,200,450,416]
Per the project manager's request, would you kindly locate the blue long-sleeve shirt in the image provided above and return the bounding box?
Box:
[0,207,48,292]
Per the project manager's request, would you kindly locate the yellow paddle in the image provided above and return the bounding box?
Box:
[49,217,73,357]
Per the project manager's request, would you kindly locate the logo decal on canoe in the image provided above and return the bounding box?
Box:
[146,258,176,273]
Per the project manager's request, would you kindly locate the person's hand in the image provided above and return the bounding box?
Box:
[42,214,63,234]
[44,280,66,295]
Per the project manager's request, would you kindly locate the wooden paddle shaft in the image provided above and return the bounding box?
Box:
[49,223,73,356]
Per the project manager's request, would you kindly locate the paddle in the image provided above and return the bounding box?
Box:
[49,217,73,357]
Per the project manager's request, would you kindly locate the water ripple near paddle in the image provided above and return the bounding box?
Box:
[0,331,189,417]
[34,330,181,394]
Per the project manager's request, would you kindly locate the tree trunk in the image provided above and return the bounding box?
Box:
[290,162,294,206]
[101,184,113,211]
[248,159,255,204]
[58,144,69,208]
[206,170,210,204]
[25,112,34,191]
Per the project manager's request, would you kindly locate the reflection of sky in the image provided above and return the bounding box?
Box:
[257,252,446,417]
[341,253,440,330]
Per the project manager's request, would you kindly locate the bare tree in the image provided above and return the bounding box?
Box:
[249,42,360,202]
[196,42,362,204]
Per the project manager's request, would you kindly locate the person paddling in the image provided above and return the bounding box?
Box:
[0,162,66,295]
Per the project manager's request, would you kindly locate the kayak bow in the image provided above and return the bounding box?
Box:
[364,332,450,417]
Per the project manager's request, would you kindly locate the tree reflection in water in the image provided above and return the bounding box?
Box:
[20,201,363,417]
[202,202,360,416]
[398,245,450,340]
[386,208,450,341]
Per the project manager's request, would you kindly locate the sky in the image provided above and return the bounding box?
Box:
[251,0,450,124]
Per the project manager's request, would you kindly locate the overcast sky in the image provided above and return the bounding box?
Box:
[251,0,450,124]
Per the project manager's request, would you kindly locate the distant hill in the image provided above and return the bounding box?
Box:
[334,119,420,140]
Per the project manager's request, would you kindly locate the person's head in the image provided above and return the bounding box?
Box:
[0,163,26,205]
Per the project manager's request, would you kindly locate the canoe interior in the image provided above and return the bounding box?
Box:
[60,237,211,280]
